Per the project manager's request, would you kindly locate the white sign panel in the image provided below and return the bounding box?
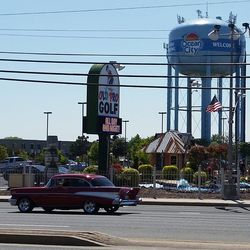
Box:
[98,64,120,117]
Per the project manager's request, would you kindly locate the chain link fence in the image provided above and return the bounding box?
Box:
[1,165,248,198]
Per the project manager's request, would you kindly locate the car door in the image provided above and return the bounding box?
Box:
[66,178,91,207]
[38,177,71,208]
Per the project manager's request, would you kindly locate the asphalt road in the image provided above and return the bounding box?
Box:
[0,203,250,247]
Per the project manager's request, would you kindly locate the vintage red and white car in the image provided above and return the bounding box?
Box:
[9,173,141,214]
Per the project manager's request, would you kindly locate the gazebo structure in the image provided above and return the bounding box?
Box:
[145,131,194,170]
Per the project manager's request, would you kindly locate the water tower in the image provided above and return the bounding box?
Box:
[166,12,246,142]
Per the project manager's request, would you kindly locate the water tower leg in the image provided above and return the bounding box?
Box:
[174,67,179,131]
[186,77,192,134]
[218,77,223,136]
[201,77,211,142]
[167,64,172,131]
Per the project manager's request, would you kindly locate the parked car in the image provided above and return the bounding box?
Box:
[9,173,141,214]
[0,157,30,173]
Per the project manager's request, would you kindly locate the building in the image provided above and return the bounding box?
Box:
[144,130,194,170]
[0,137,74,157]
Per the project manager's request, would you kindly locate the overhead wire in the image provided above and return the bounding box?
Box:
[0,1,248,16]
[0,69,249,80]
[0,50,249,58]
[0,28,171,32]
[0,57,249,66]
[0,76,248,91]
[0,33,165,40]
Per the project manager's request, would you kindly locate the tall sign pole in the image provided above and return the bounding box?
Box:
[84,63,122,173]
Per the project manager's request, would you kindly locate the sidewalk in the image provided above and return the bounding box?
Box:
[1,195,250,207]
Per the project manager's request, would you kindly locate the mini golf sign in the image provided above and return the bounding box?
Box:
[85,63,122,135]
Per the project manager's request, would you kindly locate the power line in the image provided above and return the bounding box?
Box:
[0,57,248,66]
[1,51,249,57]
[0,76,249,90]
[0,28,170,32]
[0,1,248,16]
[0,51,166,57]
[0,33,165,40]
[0,69,249,80]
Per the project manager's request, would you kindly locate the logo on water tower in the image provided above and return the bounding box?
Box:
[182,33,202,55]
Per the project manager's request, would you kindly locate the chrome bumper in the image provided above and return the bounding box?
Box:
[112,198,142,206]
[9,197,17,206]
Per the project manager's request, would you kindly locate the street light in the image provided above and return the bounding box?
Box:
[122,120,129,166]
[208,21,249,199]
[158,112,167,134]
[221,117,227,142]
[78,102,87,140]
[43,111,52,142]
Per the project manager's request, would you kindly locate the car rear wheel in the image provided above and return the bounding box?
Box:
[18,198,33,213]
[83,200,99,214]
[42,207,54,213]
[104,205,119,214]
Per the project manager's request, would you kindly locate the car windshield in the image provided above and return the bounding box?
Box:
[90,177,115,187]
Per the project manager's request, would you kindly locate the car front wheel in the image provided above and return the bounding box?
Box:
[18,198,33,213]
[104,205,119,214]
[83,200,99,214]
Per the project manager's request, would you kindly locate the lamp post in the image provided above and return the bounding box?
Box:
[208,21,249,199]
[123,120,129,166]
[78,102,87,141]
[221,117,227,142]
[158,112,167,134]
[43,111,52,143]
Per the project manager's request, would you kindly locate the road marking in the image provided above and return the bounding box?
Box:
[178,212,201,215]
[0,224,69,228]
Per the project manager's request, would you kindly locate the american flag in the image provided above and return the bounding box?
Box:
[206,95,223,112]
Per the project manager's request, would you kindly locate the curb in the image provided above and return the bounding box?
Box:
[0,229,129,247]
[140,199,250,207]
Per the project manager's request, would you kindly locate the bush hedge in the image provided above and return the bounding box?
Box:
[162,165,178,180]
[118,168,139,187]
[138,164,153,182]
[180,167,193,183]
[193,171,207,185]
[83,165,98,174]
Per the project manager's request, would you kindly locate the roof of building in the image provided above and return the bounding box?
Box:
[145,130,193,154]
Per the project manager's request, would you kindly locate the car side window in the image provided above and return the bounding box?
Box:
[62,179,71,187]
[47,178,63,187]
[71,178,90,187]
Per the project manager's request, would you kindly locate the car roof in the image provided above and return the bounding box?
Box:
[52,173,104,180]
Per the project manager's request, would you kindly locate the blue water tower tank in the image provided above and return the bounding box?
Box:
[168,17,246,76]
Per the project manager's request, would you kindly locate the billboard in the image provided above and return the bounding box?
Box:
[85,63,122,135]
[98,64,119,117]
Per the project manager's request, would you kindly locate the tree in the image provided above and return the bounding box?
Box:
[3,136,22,140]
[111,137,126,158]
[207,143,228,159]
[69,135,90,161]
[128,134,153,168]
[0,145,8,160]
[187,145,208,172]
[17,150,29,160]
[211,134,228,144]
[240,142,250,161]
[88,141,99,164]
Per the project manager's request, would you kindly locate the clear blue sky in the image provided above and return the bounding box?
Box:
[0,0,249,142]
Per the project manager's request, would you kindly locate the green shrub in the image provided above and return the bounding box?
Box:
[193,171,207,185]
[138,164,153,182]
[119,168,139,187]
[83,165,98,174]
[180,167,193,183]
[162,165,178,180]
